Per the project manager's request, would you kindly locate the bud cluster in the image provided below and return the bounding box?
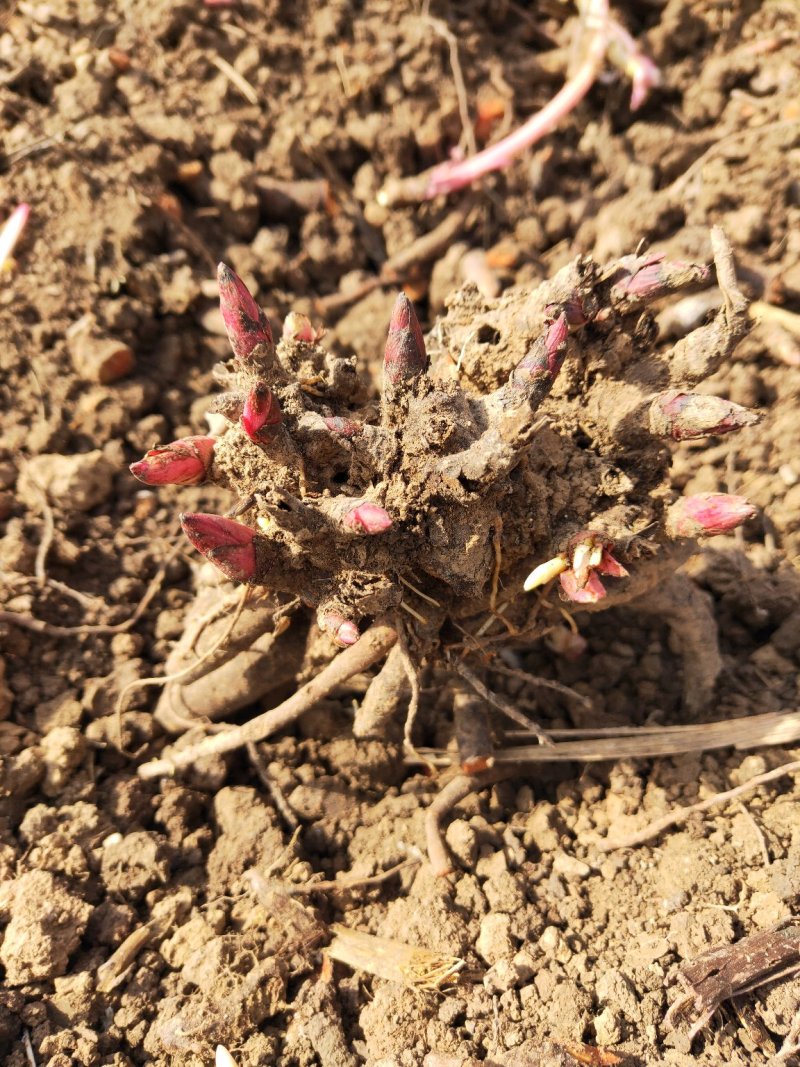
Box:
[131,235,757,651]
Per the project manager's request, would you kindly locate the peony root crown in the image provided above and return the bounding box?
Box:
[131,229,758,676]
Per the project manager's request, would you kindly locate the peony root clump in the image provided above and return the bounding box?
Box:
[132,227,759,744]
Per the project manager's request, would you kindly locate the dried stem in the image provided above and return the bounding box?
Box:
[488,661,592,709]
[271,857,419,896]
[316,204,471,314]
[599,757,800,852]
[492,711,800,765]
[422,15,477,158]
[137,623,397,779]
[407,710,800,767]
[451,660,554,745]
[0,544,179,637]
[246,742,300,830]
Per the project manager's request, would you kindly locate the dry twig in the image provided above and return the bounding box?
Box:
[267,857,419,897]
[327,924,465,990]
[0,544,179,637]
[599,757,800,851]
[451,660,553,745]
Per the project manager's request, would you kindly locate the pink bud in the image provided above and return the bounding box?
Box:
[559,569,607,604]
[318,610,360,647]
[343,502,393,535]
[323,416,363,439]
[610,253,710,307]
[607,21,662,111]
[666,493,757,539]
[629,54,661,111]
[282,311,318,343]
[383,293,428,385]
[546,296,588,328]
[511,312,569,392]
[129,436,215,486]
[217,262,273,361]
[596,549,629,579]
[241,381,282,443]
[649,391,760,441]
[181,513,256,583]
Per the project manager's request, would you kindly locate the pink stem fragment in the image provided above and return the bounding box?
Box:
[423,32,608,198]
[377,0,661,205]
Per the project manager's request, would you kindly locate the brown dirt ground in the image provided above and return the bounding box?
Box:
[1,1,800,1065]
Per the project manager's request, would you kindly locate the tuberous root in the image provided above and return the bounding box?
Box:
[130,435,216,486]
[666,493,757,539]
[181,512,257,583]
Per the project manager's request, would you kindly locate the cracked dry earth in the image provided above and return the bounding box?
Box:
[1,1,800,1066]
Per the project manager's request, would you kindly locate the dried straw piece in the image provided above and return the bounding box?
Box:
[326,925,465,991]
[490,710,800,764]
[599,757,800,851]
[665,923,800,1041]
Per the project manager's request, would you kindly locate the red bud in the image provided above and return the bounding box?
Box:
[559,569,607,604]
[130,436,215,486]
[323,417,363,438]
[282,311,318,343]
[217,262,273,361]
[343,502,393,535]
[666,493,756,538]
[511,312,569,393]
[181,513,256,582]
[610,253,710,308]
[649,391,760,441]
[241,382,282,443]
[318,610,360,647]
[383,293,428,385]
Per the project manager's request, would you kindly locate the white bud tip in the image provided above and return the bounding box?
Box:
[523,555,568,592]
[216,1046,238,1067]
